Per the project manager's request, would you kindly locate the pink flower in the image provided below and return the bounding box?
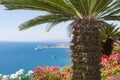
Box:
[101,57,108,67]
[50,66,59,72]
[64,73,70,79]
[108,75,113,80]
[108,57,114,62]
[117,58,120,64]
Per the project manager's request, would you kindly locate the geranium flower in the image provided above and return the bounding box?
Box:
[102,54,108,58]
[117,58,120,64]
[36,66,43,71]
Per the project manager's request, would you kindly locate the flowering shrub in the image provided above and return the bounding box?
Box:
[32,66,72,80]
[1,53,120,80]
[31,53,120,80]
[32,53,120,80]
[0,69,33,80]
[101,53,120,80]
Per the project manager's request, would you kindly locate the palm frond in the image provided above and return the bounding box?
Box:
[41,0,77,17]
[100,0,120,16]
[0,0,74,17]
[69,0,118,20]
[100,24,120,42]
[1,0,120,20]
[93,0,112,18]
[103,16,120,21]
[46,21,61,32]
[4,5,46,11]
[19,14,71,30]
[101,0,120,16]
[0,0,120,31]
[106,9,120,16]
[69,0,91,18]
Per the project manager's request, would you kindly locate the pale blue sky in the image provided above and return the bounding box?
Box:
[0,5,120,42]
[0,6,70,41]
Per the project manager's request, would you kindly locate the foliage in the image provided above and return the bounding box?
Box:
[0,0,120,31]
[32,66,72,80]
[31,56,120,80]
[100,24,120,56]
[0,0,120,79]
[101,53,120,80]
[100,24,120,43]
[1,55,120,80]
[0,69,33,80]
[113,45,120,53]
[100,24,120,55]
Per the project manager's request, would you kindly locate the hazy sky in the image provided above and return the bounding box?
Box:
[0,6,70,42]
[0,5,120,42]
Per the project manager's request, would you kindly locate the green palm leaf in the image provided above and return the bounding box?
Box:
[104,16,120,21]
[100,24,120,42]
[46,21,62,32]
[100,0,120,18]
[41,0,77,16]
[0,0,74,17]
[19,14,71,30]
[0,0,120,30]
[4,5,46,11]
[1,0,120,79]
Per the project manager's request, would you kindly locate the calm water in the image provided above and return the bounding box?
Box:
[0,42,71,75]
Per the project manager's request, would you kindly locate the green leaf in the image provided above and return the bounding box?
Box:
[0,0,73,17]
[104,16,120,21]
[100,24,120,42]
[46,21,61,32]
[19,14,71,30]
[100,0,120,17]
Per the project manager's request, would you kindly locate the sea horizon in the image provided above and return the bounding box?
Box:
[0,39,71,43]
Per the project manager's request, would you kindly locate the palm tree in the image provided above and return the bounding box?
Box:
[67,23,120,56]
[100,24,120,56]
[0,0,120,80]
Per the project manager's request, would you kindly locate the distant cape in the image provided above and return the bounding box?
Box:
[35,43,69,50]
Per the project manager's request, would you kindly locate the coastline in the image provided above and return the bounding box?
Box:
[35,43,70,50]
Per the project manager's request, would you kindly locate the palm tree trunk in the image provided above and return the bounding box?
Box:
[70,19,102,80]
[102,38,113,56]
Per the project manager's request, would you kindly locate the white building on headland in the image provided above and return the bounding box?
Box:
[35,44,69,50]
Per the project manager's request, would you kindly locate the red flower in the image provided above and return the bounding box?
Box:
[36,66,43,71]
[112,64,118,68]
[32,73,36,78]
[108,58,114,62]
[102,54,108,58]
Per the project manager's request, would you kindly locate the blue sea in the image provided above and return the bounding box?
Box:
[0,41,71,75]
